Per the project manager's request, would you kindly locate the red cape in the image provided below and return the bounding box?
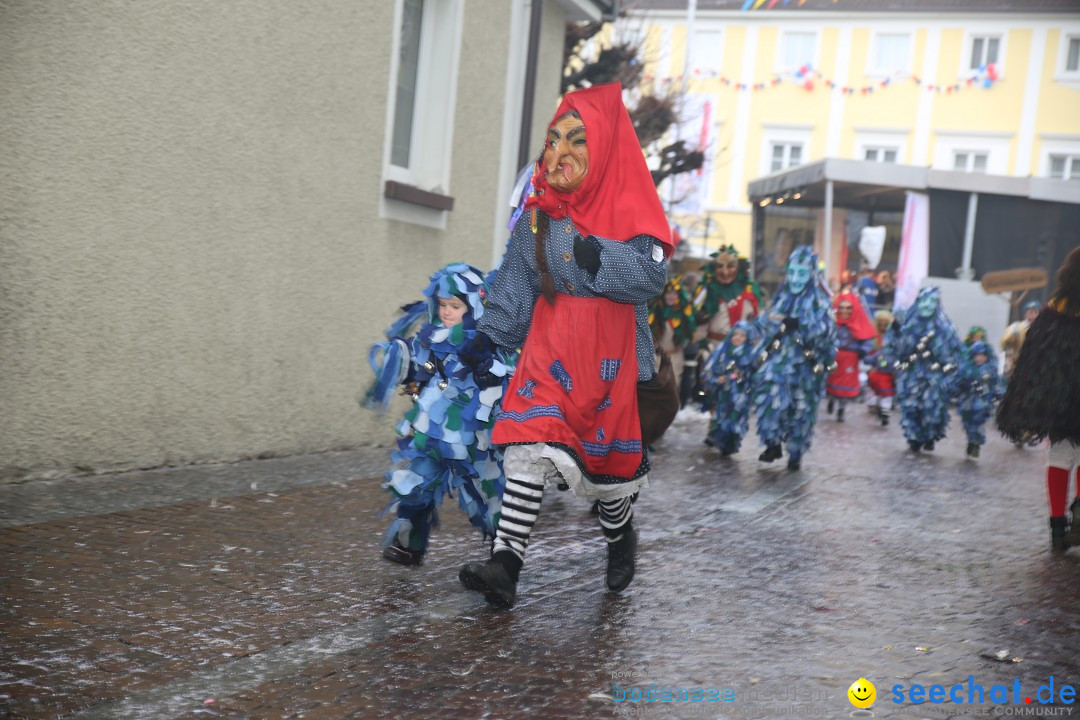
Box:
[834,292,877,341]
[526,83,673,254]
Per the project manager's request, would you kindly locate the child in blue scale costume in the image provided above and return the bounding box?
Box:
[365,263,516,566]
[702,320,758,456]
[892,286,964,453]
[750,247,837,470]
[954,339,1004,459]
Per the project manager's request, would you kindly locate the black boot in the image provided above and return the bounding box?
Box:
[720,437,738,457]
[826,398,835,414]
[880,411,889,427]
[908,440,922,452]
[1065,499,1080,549]
[1051,516,1069,553]
[923,440,935,451]
[966,443,980,458]
[605,523,637,592]
[382,541,424,566]
[836,404,845,422]
[459,551,521,609]
[759,444,783,462]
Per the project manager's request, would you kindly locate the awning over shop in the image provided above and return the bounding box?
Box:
[746,158,1080,303]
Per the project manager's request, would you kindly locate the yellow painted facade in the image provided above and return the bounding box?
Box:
[625,10,1080,257]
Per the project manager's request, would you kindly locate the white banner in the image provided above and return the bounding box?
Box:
[895,191,930,311]
[665,94,713,216]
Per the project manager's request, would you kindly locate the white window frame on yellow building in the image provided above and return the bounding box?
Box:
[1040,135,1080,180]
[761,124,813,176]
[691,28,724,74]
[865,31,914,78]
[933,131,1011,175]
[855,128,909,165]
[1048,155,1080,181]
[380,0,466,230]
[1054,26,1080,87]
[960,29,1007,77]
[775,28,820,73]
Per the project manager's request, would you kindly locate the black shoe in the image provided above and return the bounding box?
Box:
[759,444,783,462]
[881,414,889,427]
[826,399,835,414]
[923,440,935,451]
[1051,516,1069,553]
[966,443,980,458]
[908,440,922,452]
[382,542,424,566]
[606,525,637,592]
[1066,499,1080,549]
[836,405,845,422]
[787,458,801,470]
[459,552,520,609]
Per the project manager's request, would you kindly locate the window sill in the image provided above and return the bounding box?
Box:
[384,181,455,211]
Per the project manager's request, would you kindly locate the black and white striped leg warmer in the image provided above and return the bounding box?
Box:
[598,496,634,542]
[492,477,545,561]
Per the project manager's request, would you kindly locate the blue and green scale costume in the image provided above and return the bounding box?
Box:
[892,286,964,448]
[365,264,516,554]
[954,339,1004,447]
[750,247,837,466]
[702,320,759,455]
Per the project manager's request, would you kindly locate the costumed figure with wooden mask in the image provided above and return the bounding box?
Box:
[750,247,837,471]
[456,84,671,609]
[825,292,876,423]
[892,286,963,453]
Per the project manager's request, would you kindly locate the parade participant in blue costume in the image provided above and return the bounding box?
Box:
[702,320,758,456]
[456,83,671,609]
[750,247,837,470]
[364,264,516,566]
[892,286,964,453]
[954,340,1004,459]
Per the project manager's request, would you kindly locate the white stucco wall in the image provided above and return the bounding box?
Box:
[0,0,520,478]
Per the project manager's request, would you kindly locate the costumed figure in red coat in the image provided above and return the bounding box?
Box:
[825,292,877,422]
[457,84,671,608]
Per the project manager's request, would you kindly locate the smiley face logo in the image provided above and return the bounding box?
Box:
[848,678,876,708]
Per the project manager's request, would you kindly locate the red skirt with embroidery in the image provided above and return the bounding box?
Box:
[826,348,862,398]
[492,295,644,481]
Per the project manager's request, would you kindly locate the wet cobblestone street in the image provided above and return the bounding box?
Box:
[2,406,1078,720]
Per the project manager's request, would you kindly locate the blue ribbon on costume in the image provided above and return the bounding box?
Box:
[363,338,408,411]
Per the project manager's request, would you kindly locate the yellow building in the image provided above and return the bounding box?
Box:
[625,0,1080,262]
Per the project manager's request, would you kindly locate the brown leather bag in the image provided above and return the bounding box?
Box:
[637,353,680,446]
